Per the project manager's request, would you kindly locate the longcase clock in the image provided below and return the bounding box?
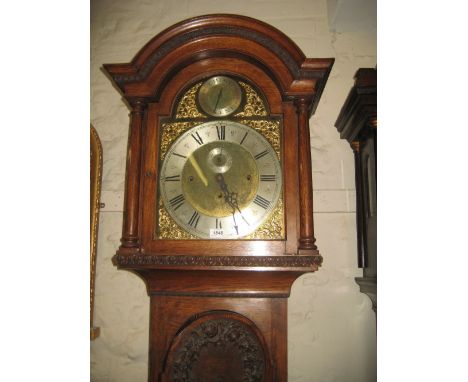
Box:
[335,68,377,313]
[104,14,334,382]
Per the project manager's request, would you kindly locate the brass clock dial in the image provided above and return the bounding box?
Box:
[198,76,243,117]
[160,120,282,239]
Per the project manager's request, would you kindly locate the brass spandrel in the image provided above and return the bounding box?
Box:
[244,196,284,240]
[176,82,206,119]
[235,82,267,117]
[160,121,201,161]
[157,196,284,240]
[239,119,281,159]
[157,197,197,240]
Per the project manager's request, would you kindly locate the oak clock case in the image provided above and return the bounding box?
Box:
[103,14,333,382]
[158,76,283,240]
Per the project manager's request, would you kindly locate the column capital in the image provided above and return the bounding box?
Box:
[293,97,312,111]
[350,141,360,153]
[128,97,148,113]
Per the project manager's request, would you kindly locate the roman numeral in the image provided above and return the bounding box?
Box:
[254,150,269,160]
[165,175,180,182]
[260,174,276,181]
[173,152,187,159]
[169,194,185,210]
[216,218,222,229]
[216,125,225,140]
[240,132,248,145]
[253,194,270,209]
[191,132,204,145]
[188,211,201,228]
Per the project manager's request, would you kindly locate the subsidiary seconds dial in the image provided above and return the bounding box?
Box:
[198,76,243,117]
[159,121,282,239]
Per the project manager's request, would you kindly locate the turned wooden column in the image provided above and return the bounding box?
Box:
[121,99,146,248]
[295,98,318,253]
[351,141,366,268]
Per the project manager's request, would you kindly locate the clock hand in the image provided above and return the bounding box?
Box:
[232,213,239,235]
[188,155,208,187]
[215,173,233,209]
[214,174,249,234]
[214,173,237,232]
[213,88,223,113]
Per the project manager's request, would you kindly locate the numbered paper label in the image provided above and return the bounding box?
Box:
[210,229,225,238]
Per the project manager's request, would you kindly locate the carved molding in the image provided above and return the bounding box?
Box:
[113,253,323,268]
[112,25,301,85]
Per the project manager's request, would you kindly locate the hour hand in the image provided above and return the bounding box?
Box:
[214,173,227,191]
[233,222,239,235]
[214,173,234,210]
[214,174,238,231]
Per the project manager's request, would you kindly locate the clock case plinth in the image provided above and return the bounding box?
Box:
[104,14,333,381]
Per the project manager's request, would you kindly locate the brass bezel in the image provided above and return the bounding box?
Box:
[197,76,244,118]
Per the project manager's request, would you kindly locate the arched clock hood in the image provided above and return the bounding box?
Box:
[104,14,333,115]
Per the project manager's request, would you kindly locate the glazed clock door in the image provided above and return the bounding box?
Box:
[153,74,287,246]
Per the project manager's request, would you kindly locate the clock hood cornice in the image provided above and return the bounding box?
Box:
[103,14,334,116]
[335,68,377,142]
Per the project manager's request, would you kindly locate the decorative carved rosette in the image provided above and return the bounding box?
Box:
[164,312,267,382]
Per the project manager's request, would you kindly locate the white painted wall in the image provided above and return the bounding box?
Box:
[91,1,377,381]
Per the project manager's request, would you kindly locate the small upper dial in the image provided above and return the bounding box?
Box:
[198,76,243,117]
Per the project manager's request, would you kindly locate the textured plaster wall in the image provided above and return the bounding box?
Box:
[91,1,377,381]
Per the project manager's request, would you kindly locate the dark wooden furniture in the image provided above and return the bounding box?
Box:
[335,68,377,313]
[104,14,333,381]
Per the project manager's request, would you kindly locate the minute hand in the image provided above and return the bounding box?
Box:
[214,174,249,226]
[213,88,223,113]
